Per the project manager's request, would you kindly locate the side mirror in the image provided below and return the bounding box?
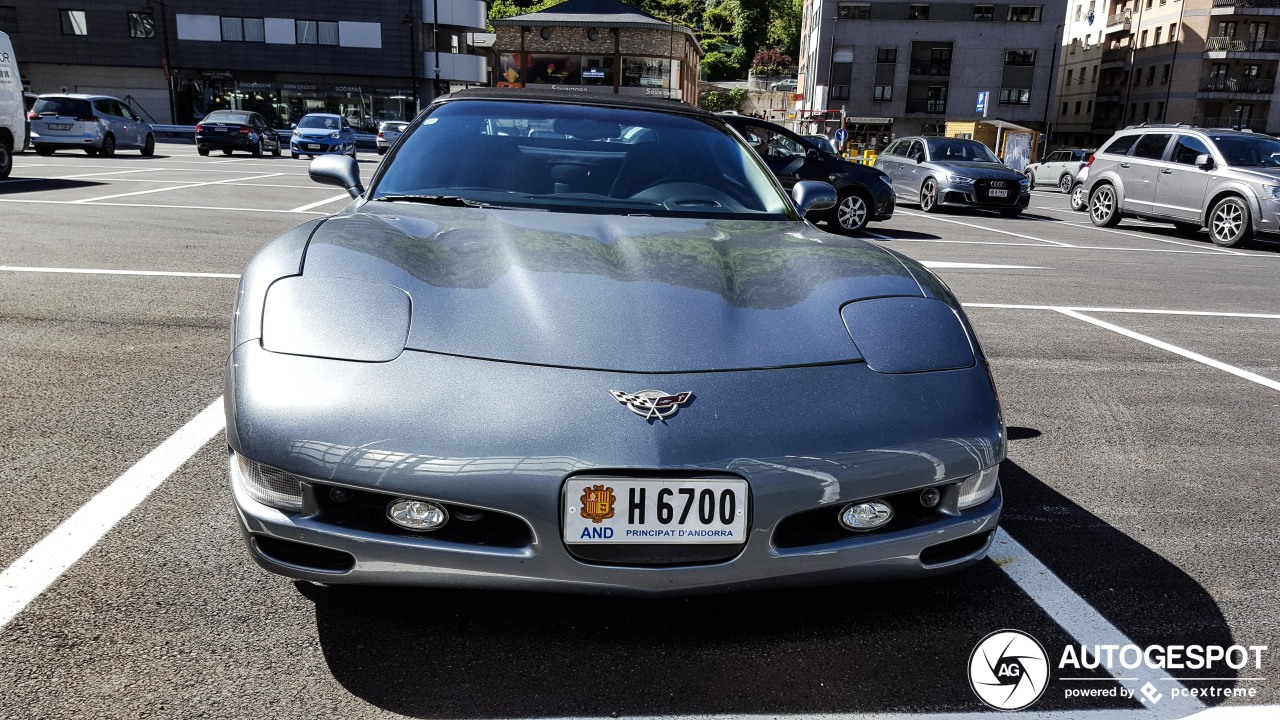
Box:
[1195,153,1214,170]
[914,155,925,164]
[309,155,364,198]
[792,180,838,216]
[290,123,297,130]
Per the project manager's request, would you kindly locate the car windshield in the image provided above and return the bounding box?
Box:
[33,97,92,117]
[207,112,251,124]
[1209,134,1280,167]
[381,122,409,132]
[372,100,791,219]
[805,136,837,154]
[299,115,340,130]
[926,139,1001,163]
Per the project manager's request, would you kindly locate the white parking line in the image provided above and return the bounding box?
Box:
[1051,221,1245,255]
[897,210,1075,247]
[922,262,1045,269]
[289,192,352,213]
[0,265,239,279]
[0,198,327,215]
[966,303,1280,320]
[73,172,284,203]
[1056,309,1280,392]
[0,398,224,631]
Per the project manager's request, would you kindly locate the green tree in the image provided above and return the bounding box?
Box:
[700,52,737,81]
[700,88,748,113]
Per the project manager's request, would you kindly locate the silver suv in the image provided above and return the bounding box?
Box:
[29,94,155,157]
[1086,125,1280,247]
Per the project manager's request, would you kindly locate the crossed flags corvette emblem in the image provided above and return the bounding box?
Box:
[609,389,694,420]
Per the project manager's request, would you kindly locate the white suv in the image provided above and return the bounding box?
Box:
[29,94,155,157]
[0,31,21,178]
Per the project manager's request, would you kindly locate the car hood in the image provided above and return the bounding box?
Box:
[928,161,1022,179]
[297,205,927,372]
[1229,166,1280,183]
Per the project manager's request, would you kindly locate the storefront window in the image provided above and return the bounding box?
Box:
[173,76,413,128]
[621,57,671,88]
[527,54,577,84]
[581,56,614,86]
[498,53,526,87]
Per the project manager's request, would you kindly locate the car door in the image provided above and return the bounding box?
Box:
[874,140,901,190]
[1152,134,1214,221]
[341,118,355,151]
[93,99,124,146]
[1119,132,1173,214]
[902,140,927,199]
[116,101,144,147]
[1034,151,1061,184]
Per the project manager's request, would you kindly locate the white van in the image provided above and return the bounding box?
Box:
[0,31,22,178]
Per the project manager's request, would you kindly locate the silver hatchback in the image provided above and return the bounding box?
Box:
[1086,125,1280,247]
[30,94,155,157]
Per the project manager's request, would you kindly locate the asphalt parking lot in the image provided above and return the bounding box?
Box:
[0,143,1276,720]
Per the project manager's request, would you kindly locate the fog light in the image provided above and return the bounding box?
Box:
[329,486,353,503]
[387,498,448,532]
[839,500,893,531]
[957,465,1000,510]
[919,487,941,508]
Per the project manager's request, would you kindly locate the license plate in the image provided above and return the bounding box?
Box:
[214,127,227,133]
[564,477,748,544]
[307,143,322,150]
[48,123,71,131]
[989,189,1008,197]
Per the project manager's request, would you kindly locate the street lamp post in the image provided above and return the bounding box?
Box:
[143,0,177,123]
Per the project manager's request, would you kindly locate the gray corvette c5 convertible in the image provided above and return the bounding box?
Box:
[226,89,1005,595]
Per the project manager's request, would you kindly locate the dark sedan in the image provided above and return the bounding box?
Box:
[876,136,1030,217]
[195,110,281,157]
[722,114,894,233]
[225,90,1004,595]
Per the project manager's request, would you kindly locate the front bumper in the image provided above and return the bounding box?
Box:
[291,137,346,154]
[226,343,1005,595]
[937,180,1030,210]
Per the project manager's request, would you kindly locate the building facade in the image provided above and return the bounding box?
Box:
[1053,0,1280,148]
[798,0,1067,153]
[490,0,702,104]
[1,1,489,128]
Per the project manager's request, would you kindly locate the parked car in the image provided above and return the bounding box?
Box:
[195,110,281,157]
[226,88,1004,595]
[1068,163,1090,211]
[875,136,1030,216]
[769,78,798,92]
[376,120,408,155]
[1086,124,1280,247]
[1025,148,1092,192]
[289,113,356,159]
[721,114,894,232]
[28,94,155,157]
[0,31,19,178]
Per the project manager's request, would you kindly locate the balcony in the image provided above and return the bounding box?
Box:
[1101,47,1130,67]
[1106,12,1131,33]
[909,62,952,77]
[1091,116,1120,131]
[1096,83,1124,100]
[905,99,948,114]
[1205,36,1280,55]
[1198,75,1276,93]
[1193,115,1269,131]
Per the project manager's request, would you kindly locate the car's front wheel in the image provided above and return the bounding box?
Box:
[290,151,299,159]
[1024,171,1035,190]
[830,190,871,233]
[920,178,941,213]
[1058,173,1073,193]
[1089,183,1121,227]
[141,134,155,157]
[1070,183,1088,211]
[1208,196,1253,247]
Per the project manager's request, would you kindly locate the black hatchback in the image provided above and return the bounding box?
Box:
[720,114,894,233]
[195,110,281,157]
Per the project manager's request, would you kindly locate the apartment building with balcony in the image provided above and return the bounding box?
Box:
[0,1,488,127]
[1053,0,1280,147]
[797,0,1067,151]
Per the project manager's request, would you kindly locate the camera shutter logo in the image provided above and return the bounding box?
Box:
[968,630,1050,710]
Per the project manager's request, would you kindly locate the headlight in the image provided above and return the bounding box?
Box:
[1018,176,1031,186]
[292,130,299,136]
[879,174,893,187]
[231,451,304,511]
[329,131,340,139]
[947,174,975,184]
[1264,185,1280,199]
[957,465,1000,509]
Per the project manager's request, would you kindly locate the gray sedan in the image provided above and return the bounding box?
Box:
[225,90,1004,595]
[875,136,1031,216]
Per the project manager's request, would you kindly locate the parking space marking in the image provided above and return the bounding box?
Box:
[0,398,224,631]
[1055,309,1280,392]
[0,265,240,279]
[0,197,327,215]
[967,303,1280,320]
[289,192,353,212]
[897,210,1075,247]
[1050,221,1246,255]
[72,172,285,203]
[922,262,1045,269]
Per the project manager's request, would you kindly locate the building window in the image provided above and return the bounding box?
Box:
[1092,65,1098,82]
[60,9,87,35]
[1170,23,1177,42]
[877,47,897,63]
[837,3,871,19]
[1146,66,1155,84]
[1087,100,1093,113]
[127,11,153,38]
[1062,101,1069,114]
[1007,6,1042,22]
[1066,68,1074,84]
[1005,49,1036,65]
[1000,88,1031,104]
[909,4,930,20]
[1140,30,1148,47]
[1133,71,1141,86]
[1074,100,1082,114]
[1156,101,1164,120]
[973,5,994,20]
[297,19,339,45]
[1154,27,1162,45]
[874,85,892,100]
[221,17,264,42]
[831,85,850,100]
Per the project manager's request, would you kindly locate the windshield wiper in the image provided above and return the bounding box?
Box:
[375,194,495,208]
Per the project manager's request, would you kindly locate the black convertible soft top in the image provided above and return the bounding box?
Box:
[436,87,714,119]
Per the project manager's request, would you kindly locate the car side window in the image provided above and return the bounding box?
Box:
[883,140,901,157]
[1100,134,1140,156]
[1131,133,1173,160]
[1170,135,1210,165]
[908,141,925,161]
[93,99,116,117]
[119,103,138,121]
[1046,151,1063,163]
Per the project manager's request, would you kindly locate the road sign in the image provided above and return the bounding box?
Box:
[976,91,989,116]
[834,128,848,144]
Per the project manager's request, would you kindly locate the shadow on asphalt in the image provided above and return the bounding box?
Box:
[863,228,942,240]
[300,456,1234,717]
[0,178,105,195]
